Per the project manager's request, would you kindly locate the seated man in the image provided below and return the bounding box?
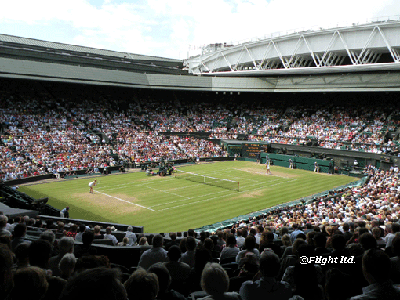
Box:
[351,249,400,300]
[104,226,118,246]
[239,251,292,300]
[125,226,137,246]
[138,235,168,270]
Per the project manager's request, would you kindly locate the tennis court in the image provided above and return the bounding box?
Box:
[19,161,357,232]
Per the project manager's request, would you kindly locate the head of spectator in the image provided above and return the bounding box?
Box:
[225,234,237,248]
[29,239,52,269]
[153,235,164,248]
[0,215,8,231]
[392,234,400,257]
[314,232,327,248]
[59,253,77,280]
[59,237,74,256]
[331,234,346,252]
[292,238,307,257]
[40,230,56,246]
[204,238,214,253]
[393,223,400,234]
[359,233,377,251]
[306,231,315,245]
[120,237,129,246]
[201,262,230,296]
[14,242,30,269]
[106,226,113,235]
[9,266,49,300]
[281,227,289,236]
[139,236,148,246]
[124,268,158,300]
[57,222,65,233]
[0,244,13,299]
[244,236,256,251]
[179,237,187,253]
[148,263,172,295]
[82,230,94,246]
[362,249,391,284]
[167,245,181,262]
[239,252,260,275]
[186,236,196,252]
[60,267,127,300]
[281,234,292,247]
[169,232,177,241]
[259,250,280,278]
[13,223,27,238]
[93,225,102,236]
[78,224,86,234]
[188,229,196,238]
[194,246,213,273]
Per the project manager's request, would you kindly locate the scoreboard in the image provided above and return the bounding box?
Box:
[242,143,269,158]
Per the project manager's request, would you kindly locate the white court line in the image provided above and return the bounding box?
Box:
[94,190,155,212]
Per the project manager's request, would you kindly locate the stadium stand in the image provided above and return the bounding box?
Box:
[2,67,400,299]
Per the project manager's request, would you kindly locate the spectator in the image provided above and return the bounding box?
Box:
[138,234,168,269]
[259,231,281,257]
[350,249,400,299]
[28,239,52,273]
[48,237,74,276]
[188,246,213,293]
[290,224,304,243]
[13,242,30,270]
[0,215,11,237]
[74,224,86,242]
[8,266,49,300]
[236,229,245,249]
[236,236,260,268]
[148,263,186,300]
[11,223,31,251]
[199,262,241,300]
[125,226,137,246]
[59,253,77,280]
[60,267,127,300]
[64,224,78,239]
[180,236,196,268]
[74,230,97,258]
[124,268,158,300]
[220,234,240,263]
[164,245,191,294]
[104,226,119,245]
[118,237,130,247]
[0,244,13,299]
[239,251,292,300]
[93,225,104,239]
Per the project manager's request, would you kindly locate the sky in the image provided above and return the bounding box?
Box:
[1,0,400,60]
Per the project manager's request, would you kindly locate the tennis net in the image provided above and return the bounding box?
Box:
[175,171,239,191]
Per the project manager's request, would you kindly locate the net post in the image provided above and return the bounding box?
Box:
[238,182,239,192]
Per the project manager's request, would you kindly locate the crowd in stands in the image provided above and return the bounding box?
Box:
[1,81,400,182]
[0,164,400,299]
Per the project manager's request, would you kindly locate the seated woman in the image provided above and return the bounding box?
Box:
[199,262,241,300]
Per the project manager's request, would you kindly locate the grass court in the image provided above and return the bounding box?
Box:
[18,161,357,233]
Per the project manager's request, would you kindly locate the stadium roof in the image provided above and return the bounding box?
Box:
[0,33,185,75]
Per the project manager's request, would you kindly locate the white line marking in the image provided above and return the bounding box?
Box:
[94,190,155,211]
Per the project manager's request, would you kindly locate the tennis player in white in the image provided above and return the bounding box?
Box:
[89,179,97,193]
